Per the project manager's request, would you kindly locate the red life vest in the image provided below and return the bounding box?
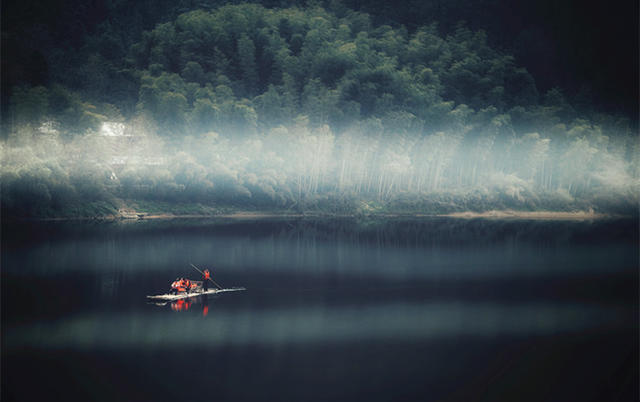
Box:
[204,270,210,280]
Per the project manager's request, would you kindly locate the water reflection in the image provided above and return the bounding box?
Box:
[3,218,637,282]
[2,218,637,401]
[161,295,210,315]
[170,299,192,312]
[5,300,634,350]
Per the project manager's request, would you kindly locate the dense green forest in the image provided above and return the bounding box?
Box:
[2,2,638,218]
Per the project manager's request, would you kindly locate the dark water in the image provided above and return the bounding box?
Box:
[2,217,638,402]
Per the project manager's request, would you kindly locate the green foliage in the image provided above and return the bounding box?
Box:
[8,85,113,135]
[9,2,622,140]
[2,3,637,219]
[115,3,559,135]
[9,86,49,127]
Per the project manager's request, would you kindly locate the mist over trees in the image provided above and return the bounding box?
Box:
[2,3,638,217]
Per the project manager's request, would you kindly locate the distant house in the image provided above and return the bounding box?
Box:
[98,122,166,169]
[117,208,147,219]
[100,122,129,137]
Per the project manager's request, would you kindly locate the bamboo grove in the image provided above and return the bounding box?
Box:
[2,3,638,217]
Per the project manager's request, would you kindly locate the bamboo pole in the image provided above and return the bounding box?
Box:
[190,263,223,289]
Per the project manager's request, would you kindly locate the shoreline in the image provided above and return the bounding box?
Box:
[5,209,628,222]
[441,210,614,220]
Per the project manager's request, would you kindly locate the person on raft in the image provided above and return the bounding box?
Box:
[170,278,191,294]
[170,278,182,295]
[202,269,211,292]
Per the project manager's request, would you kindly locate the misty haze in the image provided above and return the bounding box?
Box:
[1,1,638,402]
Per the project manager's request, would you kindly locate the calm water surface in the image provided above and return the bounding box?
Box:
[2,217,638,401]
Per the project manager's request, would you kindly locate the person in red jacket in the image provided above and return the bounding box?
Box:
[202,269,211,292]
[170,278,182,295]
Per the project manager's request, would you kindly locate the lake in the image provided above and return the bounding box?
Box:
[2,217,638,401]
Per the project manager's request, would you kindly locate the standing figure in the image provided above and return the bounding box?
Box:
[202,269,211,292]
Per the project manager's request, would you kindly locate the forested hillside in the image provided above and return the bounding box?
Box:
[2,2,638,217]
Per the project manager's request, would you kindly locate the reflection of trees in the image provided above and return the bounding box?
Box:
[268,217,636,250]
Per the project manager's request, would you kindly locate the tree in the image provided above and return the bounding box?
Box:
[237,34,259,94]
[190,98,219,132]
[182,61,206,85]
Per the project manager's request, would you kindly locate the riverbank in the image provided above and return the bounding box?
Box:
[4,189,638,223]
[3,197,635,222]
[10,209,624,222]
[442,209,614,220]
[144,209,617,221]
